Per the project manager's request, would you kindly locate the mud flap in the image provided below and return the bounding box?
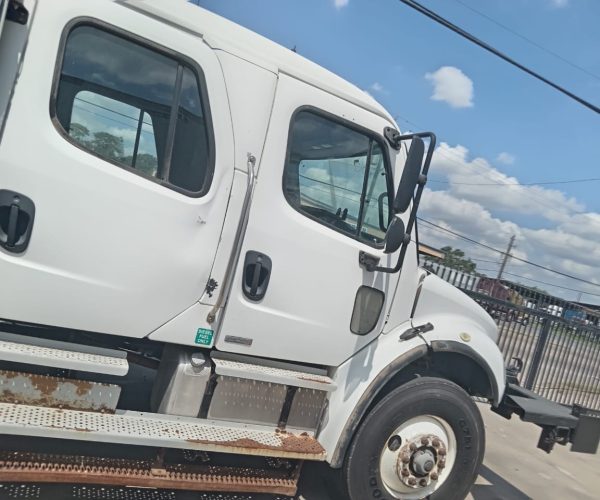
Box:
[494,382,600,454]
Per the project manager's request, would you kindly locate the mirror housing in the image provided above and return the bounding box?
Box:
[393,137,425,214]
[384,217,407,254]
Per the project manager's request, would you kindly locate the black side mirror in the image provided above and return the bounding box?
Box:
[384,217,406,254]
[393,137,425,214]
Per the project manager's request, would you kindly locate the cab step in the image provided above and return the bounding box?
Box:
[0,403,326,460]
[211,352,336,391]
[0,332,129,376]
[0,450,301,496]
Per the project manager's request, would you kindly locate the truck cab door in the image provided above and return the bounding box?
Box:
[0,1,233,337]
[219,74,416,366]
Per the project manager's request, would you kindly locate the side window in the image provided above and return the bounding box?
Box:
[54,24,213,195]
[284,110,392,246]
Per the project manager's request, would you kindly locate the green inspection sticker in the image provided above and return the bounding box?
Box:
[195,328,214,346]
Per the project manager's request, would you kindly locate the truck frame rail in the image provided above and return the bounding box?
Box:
[495,379,600,454]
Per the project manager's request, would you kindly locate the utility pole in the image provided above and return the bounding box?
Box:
[497,235,516,280]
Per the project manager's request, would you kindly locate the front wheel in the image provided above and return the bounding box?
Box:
[342,377,485,500]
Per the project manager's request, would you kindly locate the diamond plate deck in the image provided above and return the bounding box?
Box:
[212,357,335,392]
[0,340,128,376]
[0,451,300,496]
[0,404,326,460]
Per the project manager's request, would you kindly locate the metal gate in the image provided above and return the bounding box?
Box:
[427,263,600,410]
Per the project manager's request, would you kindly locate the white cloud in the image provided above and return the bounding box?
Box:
[333,0,349,9]
[419,192,600,302]
[496,152,515,165]
[549,0,569,8]
[425,66,474,108]
[419,142,600,303]
[431,142,582,223]
[370,82,384,92]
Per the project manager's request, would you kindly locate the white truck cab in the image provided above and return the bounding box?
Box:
[0,2,597,499]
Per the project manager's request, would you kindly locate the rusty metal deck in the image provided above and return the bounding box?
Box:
[0,370,121,413]
[0,403,326,460]
[0,451,300,496]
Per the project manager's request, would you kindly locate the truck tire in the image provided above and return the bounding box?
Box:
[342,377,485,500]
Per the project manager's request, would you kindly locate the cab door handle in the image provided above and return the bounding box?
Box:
[0,190,35,254]
[242,251,272,301]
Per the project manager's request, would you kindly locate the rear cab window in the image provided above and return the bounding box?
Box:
[53,23,214,196]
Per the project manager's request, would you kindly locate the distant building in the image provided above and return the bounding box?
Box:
[418,243,444,260]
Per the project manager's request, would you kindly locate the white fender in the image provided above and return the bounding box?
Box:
[318,326,427,466]
[320,272,506,467]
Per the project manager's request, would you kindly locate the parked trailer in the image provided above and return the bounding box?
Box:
[0,1,599,499]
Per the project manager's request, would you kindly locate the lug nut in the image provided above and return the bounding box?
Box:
[431,472,439,481]
[401,469,410,477]
[438,462,445,470]
[438,448,447,456]
[409,443,418,452]
[408,477,417,486]
[421,437,429,446]
[432,438,441,448]
[419,478,428,487]
[401,454,410,464]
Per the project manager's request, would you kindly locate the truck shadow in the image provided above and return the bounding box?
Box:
[470,464,532,500]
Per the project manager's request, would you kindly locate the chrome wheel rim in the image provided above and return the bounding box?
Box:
[379,415,457,499]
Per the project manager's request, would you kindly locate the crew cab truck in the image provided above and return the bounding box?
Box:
[1,1,599,499]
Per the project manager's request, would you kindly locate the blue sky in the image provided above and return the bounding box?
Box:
[192,0,600,302]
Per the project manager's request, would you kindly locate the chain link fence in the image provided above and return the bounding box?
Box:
[425,262,600,411]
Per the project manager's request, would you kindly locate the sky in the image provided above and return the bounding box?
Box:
[191,0,600,304]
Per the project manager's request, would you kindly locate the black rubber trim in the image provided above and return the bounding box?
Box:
[430,339,501,407]
[329,344,428,468]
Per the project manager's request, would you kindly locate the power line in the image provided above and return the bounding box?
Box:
[418,217,600,289]
[452,0,600,82]
[75,98,153,127]
[419,218,509,255]
[397,0,600,114]
[429,177,600,187]
[470,257,501,264]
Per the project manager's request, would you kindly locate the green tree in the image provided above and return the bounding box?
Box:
[69,123,90,143]
[134,154,157,175]
[437,246,477,273]
[90,132,124,160]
